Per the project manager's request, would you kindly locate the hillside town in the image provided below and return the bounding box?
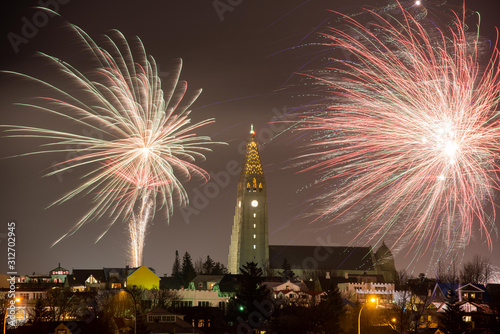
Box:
[1,254,499,333]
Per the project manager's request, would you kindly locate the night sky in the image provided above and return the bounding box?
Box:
[1,0,500,279]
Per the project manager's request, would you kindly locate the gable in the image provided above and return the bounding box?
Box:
[127,265,160,289]
[54,323,71,333]
[458,283,485,293]
[273,281,301,292]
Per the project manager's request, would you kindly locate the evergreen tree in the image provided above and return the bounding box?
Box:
[439,288,466,334]
[278,258,295,282]
[316,286,345,332]
[213,261,228,275]
[171,250,181,278]
[227,262,272,329]
[181,251,196,285]
[202,255,215,274]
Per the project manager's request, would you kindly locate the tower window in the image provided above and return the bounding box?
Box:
[253,178,257,191]
[259,183,262,192]
[253,213,256,218]
[253,224,256,228]
[253,234,256,238]
[253,245,256,249]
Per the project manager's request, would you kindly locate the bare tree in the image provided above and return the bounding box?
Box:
[389,271,413,333]
[460,255,492,284]
[149,289,182,309]
[44,287,82,321]
[262,259,276,278]
[194,257,204,275]
[436,260,459,284]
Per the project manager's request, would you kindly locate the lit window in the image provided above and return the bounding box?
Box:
[463,316,472,322]
[253,224,256,228]
[253,234,256,238]
[253,213,256,218]
[238,201,241,208]
[251,200,258,207]
[253,245,256,249]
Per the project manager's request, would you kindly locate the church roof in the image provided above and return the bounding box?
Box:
[269,245,375,272]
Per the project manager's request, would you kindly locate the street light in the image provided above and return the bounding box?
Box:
[358,297,376,334]
[121,289,137,334]
[3,298,21,334]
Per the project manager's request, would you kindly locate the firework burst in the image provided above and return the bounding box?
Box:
[3,27,220,266]
[298,2,500,260]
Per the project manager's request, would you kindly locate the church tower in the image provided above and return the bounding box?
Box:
[228,126,269,274]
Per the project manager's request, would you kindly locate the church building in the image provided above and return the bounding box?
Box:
[228,126,269,273]
[228,126,397,283]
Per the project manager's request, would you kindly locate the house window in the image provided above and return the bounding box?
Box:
[148,315,162,322]
[57,330,67,334]
[180,301,192,307]
[16,310,25,319]
[198,301,209,307]
[111,283,122,289]
[463,316,472,322]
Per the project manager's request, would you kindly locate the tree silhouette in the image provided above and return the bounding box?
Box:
[227,262,272,330]
[439,288,466,334]
[181,251,196,286]
[171,250,181,278]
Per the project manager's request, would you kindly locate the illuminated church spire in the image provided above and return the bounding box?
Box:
[228,126,269,273]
